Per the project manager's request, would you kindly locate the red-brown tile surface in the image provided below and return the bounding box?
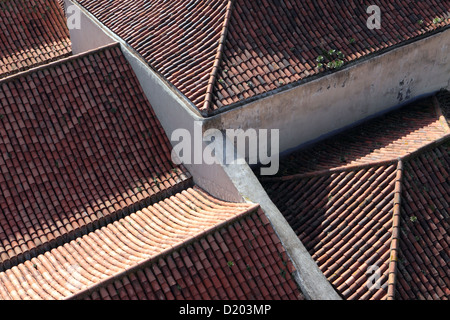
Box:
[264,164,398,300]
[83,207,303,300]
[74,0,449,115]
[0,0,72,78]
[260,91,450,300]
[0,188,277,300]
[211,0,450,112]
[0,44,191,271]
[76,0,231,113]
[437,89,450,127]
[396,142,450,300]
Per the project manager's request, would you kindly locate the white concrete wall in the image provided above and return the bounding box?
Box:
[204,30,450,154]
[64,0,115,54]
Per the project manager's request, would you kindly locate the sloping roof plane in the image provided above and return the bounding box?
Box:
[0,0,72,78]
[74,0,449,115]
[0,42,303,300]
[259,91,450,300]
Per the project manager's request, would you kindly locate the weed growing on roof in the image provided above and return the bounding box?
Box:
[316,48,346,71]
[152,176,160,188]
[433,17,443,24]
[409,216,418,223]
[227,261,234,268]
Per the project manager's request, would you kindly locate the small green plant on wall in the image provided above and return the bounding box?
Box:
[316,48,346,71]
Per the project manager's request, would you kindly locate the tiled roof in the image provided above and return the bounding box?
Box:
[0,187,302,300]
[260,91,450,300]
[0,0,72,78]
[75,0,232,113]
[74,0,449,115]
[396,144,450,300]
[275,95,449,177]
[0,43,191,271]
[83,206,303,300]
[0,42,302,300]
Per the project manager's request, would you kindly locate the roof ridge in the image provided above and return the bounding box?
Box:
[260,159,398,182]
[387,159,403,300]
[401,133,450,162]
[0,42,119,85]
[0,176,194,272]
[201,0,235,115]
[65,198,261,300]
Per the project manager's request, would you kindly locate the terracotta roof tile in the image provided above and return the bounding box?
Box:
[264,164,397,300]
[396,143,450,300]
[74,0,449,115]
[75,0,231,113]
[0,187,272,299]
[260,91,450,300]
[82,208,304,300]
[0,44,191,271]
[0,0,72,79]
[0,38,302,300]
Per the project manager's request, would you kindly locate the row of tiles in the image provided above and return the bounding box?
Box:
[0,44,190,270]
[74,0,449,114]
[0,0,71,78]
[84,207,303,300]
[76,0,230,113]
[0,187,302,300]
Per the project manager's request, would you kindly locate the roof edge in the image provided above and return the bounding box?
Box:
[65,199,261,300]
[0,42,120,84]
[201,0,235,114]
[0,175,194,272]
[205,26,450,117]
[260,159,398,182]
